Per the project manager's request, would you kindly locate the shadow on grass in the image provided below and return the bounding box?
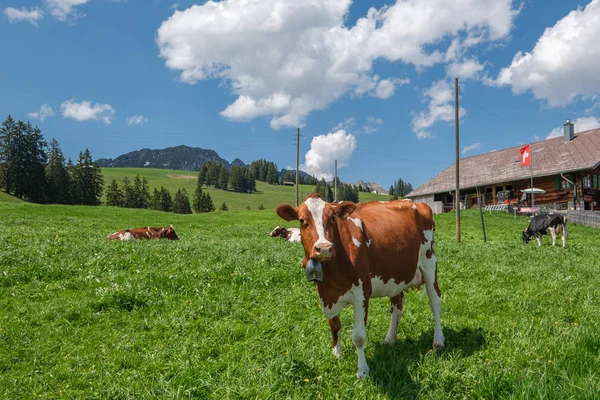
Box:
[369,327,486,399]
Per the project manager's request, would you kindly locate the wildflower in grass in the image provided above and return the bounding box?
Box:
[548,360,552,364]
[304,378,309,383]
[573,322,578,326]
[554,321,559,325]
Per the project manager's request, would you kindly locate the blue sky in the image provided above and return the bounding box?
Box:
[2,0,600,191]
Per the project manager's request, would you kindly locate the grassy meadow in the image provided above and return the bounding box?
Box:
[101,167,390,211]
[1,198,599,399]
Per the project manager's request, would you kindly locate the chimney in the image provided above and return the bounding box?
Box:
[563,119,574,142]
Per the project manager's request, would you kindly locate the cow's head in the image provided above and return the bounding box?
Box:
[276,193,356,263]
[269,226,286,238]
[163,224,180,240]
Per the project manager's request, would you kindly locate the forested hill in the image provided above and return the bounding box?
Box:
[96,145,246,171]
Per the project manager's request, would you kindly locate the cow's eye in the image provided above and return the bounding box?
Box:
[299,218,305,225]
[330,215,336,222]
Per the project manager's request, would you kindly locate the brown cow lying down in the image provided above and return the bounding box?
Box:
[269,226,301,242]
[106,225,180,241]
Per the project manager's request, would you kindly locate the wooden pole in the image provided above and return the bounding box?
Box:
[477,186,487,243]
[296,128,300,207]
[334,160,338,202]
[529,142,534,216]
[455,78,461,242]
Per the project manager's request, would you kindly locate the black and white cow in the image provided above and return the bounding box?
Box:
[522,214,567,247]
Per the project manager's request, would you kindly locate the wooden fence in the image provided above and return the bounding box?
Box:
[566,210,600,228]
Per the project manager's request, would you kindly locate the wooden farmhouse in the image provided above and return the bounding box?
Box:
[405,121,600,212]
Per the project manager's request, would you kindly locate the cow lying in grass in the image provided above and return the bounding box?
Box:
[522,214,567,247]
[269,226,301,242]
[106,225,180,241]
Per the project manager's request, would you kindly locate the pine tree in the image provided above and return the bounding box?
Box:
[173,188,192,214]
[106,178,124,207]
[193,182,203,213]
[46,138,71,204]
[197,163,208,187]
[159,187,172,212]
[71,149,103,205]
[201,192,215,212]
[122,176,136,208]
[150,188,161,210]
[218,165,229,190]
[0,117,48,202]
[219,202,228,211]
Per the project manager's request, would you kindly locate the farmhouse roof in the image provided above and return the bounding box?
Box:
[406,128,600,198]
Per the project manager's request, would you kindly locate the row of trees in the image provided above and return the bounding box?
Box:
[197,161,257,193]
[389,178,413,199]
[0,116,104,205]
[249,159,279,185]
[314,178,360,202]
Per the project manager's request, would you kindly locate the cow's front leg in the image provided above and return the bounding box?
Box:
[549,227,557,246]
[535,233,542,247]
[328,316,342,359]
[352,297,369,378]
[383,292,404,345]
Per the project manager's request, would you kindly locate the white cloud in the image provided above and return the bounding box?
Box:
[4,7,44,26]
[447,58,486,81]
[302,129,357,180]
[372,78,410,99]
[156,0,518,129]
[546,116,600,139]
[461,143,481,154]
[412,80,466,139]
[45,0,89,21]
[488,0,600,107]
[126,115,149,126]
[362,117,384,134]
[28,104,55,121]
[61,99,115,124]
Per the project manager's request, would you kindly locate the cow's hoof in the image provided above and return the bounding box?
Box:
[356,368,369,379]
[332,347,343,359]
[432,342,445,351]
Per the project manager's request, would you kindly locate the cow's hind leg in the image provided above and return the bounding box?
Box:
[383,293,404,345]
[329,316,342,359]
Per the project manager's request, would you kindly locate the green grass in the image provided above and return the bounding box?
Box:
[1,203,599,399]
[0,191,24,203]
[101,167,390,211]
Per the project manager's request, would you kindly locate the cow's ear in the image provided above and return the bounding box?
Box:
[276,205,298,222]
[334,201,356,219]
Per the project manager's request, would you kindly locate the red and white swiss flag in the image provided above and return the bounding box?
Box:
[520,144,531,167]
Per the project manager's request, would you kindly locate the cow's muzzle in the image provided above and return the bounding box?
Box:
[305,258,323,283]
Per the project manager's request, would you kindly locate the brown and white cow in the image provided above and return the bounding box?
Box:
[269,226,301,242]
[276,194,444,378]
[106,225,180,241]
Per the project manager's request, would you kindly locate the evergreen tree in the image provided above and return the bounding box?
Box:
[326,185,334,202]
[71,149,103,205]
[219,202,228,211]
[206,162,220,187]
[159,187,172,212]
[197,163,208,187]
[122,176,136,208]
[150,188,161,210]
[46,138,71,204]
[173,188,192,214]
[0,117,48,202]
[106,178,124,207]
[218,165,229,190]
[141,177,150,208]
[132,175,144,208]
[199,192,215,212]
[193,182,203,213]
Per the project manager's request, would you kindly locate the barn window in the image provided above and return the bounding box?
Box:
[582,175,592,189]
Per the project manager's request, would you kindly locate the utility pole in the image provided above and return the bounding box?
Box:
[296,128,300,207]
[334,160,337,202]
[455,78,461,243]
